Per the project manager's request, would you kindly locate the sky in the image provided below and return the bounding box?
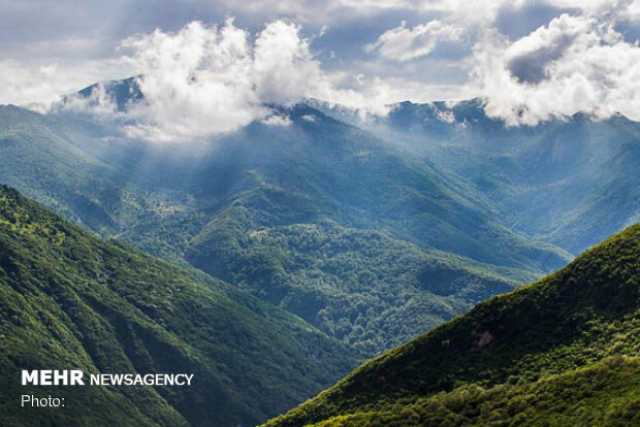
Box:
[2,0,640,139]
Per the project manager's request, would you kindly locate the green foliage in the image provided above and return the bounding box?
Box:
[189,213,528,355]
[264,224,640,426]
[0,185,356,427]
[306,356,640,426]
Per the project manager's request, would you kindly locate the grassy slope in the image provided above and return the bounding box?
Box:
[265,223,640,426]
[0,185,356,427]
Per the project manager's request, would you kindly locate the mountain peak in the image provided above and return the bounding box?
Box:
[66,76,144,112]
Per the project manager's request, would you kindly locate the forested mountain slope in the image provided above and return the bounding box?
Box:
[265,223,640,426]
[362,99,640,255]
[0,185,356,427]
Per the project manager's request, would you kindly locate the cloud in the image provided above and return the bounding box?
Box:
[623,0,640,21]
[4,0,640,133]
[365,20,464,61]
[261,113,292,126]
[116,19,325,141]
[495,1,581,39]
[110,19,398,142]
[505,14,587,83]
[0,58,133,108]
[473,12,640,125]
[214,0,421,24]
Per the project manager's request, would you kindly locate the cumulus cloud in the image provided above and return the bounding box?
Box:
[505,14,588,84]
[473,11,640,125]
[120,20,269,141]
[366,20,464,61]
[112,19,393,142]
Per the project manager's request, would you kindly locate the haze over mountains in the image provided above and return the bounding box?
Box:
[1,79,571,353]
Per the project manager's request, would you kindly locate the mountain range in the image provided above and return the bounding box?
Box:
[0,81,578,355]
[1,76,640,425]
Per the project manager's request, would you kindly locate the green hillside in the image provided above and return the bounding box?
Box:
[264,223,640,426]
[189,218,528,355]
[0,105,121,231]
[0,185,356,427]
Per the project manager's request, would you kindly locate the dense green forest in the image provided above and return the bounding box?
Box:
[265,224,640,426]
[0,185,356,427]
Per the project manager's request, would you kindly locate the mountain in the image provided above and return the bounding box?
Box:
[4,77,640,425]
[264,223,640,426]
[179,105,570,354]
[0,94,571,355]
[363,99,640,255]
[0,185,356,427]
[0,104,122,231]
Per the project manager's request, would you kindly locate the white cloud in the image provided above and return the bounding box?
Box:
[505,14,590,84]
[261,113,292,126]
[119,19,324,141]
[366,20,464,61]
[0,58,133,109]
[473,12,640,125]
[120,19,265,142]
[251,20,323,105]
[5,0,640,134]
[619,0,640,21]
[112,19,396,142]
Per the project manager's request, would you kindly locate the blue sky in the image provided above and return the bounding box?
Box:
[2,0,640,132]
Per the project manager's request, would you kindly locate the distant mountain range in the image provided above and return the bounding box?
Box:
[316,96,640,253]
[265,223,640,426]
